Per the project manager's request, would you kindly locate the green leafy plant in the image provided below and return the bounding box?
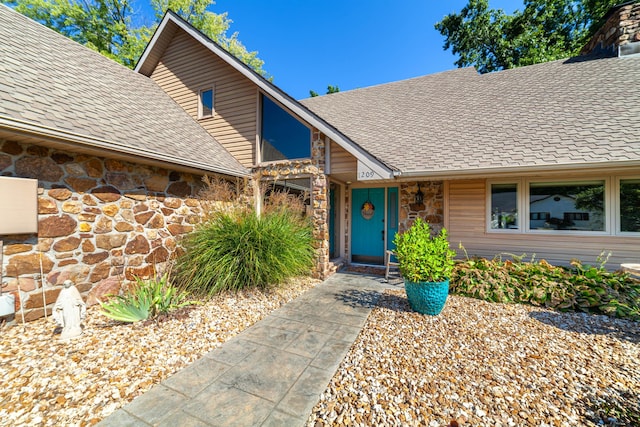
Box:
[100,288,151,323]
[451,252,640,321]
[100,274,195,323]
[393,218,456,283]
[174,208,314,295]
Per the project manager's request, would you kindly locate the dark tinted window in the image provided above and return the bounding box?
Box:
[260,95,310,162]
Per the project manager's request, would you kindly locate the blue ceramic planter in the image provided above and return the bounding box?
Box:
[404,279,450,315]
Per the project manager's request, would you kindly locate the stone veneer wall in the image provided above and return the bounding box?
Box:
[0,139,207,321]
[256,130,333,279]
[581,3,640,55]
[343,184,351,262]
[399,181,444,233]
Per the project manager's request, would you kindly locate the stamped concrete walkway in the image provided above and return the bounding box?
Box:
[98,272,400,426]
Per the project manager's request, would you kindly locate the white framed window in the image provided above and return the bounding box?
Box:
[487,176,639,236]
[198,88,214,119]
[526,179,608,234]
[617,177,640,234]
[488,181,521,231]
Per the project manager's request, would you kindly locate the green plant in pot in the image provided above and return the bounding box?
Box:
[393,218,456,315]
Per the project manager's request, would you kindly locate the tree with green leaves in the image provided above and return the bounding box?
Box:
[2,0,265,74]
[309,85,340,97]
[435,0,619,73]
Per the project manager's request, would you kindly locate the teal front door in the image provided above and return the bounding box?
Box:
[351,187,398,265]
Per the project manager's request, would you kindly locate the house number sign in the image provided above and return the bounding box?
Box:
[357,160,384,181]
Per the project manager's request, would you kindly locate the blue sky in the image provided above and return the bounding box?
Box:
[206,1,523,99]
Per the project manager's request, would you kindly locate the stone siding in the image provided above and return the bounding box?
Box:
[255,130,333,279]
[399,181,444,233]
[581,3,640,55]
[0,140,206,321]
[344,184,351,262]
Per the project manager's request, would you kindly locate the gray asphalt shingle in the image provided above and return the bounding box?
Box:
[0,5,247,177]
[301,55,640,175]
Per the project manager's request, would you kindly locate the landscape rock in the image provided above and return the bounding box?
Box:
[85,276,121,306]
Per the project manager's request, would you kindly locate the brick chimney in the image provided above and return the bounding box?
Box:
[580,1,640,56]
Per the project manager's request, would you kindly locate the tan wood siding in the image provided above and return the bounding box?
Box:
[447,179,640,268]
[137,23,178,77]
[150,29,257,167]
[330,141,357,174]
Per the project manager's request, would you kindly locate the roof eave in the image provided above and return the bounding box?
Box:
[135,11,395,180]
[397,160,640,180]
[0,116,249,178]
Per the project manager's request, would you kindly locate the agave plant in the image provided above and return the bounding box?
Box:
[100,274,196,323]
[100,288,152,323]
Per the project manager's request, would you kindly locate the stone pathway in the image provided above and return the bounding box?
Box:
[97,273,401,426]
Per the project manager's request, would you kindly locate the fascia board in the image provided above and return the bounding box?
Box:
[134,13,172,74]
[398,160,640,180]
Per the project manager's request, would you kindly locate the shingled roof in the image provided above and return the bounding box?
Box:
[301,54,640,176]
[0,5,247,177]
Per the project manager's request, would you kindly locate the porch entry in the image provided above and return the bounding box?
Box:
[351,187,398,265]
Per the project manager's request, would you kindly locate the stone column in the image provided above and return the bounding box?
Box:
[310,131,330,279]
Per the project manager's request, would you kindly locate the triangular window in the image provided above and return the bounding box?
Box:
[260,94,311,162]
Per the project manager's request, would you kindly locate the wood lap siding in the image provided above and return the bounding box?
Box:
[330,141,357,174]
[150,29,257,167]
[447,180,485,235]
[447,179,639,268]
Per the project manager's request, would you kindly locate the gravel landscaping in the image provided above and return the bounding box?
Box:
[2,280,638,426]
[0,278,318,427]
[307,290,640,427]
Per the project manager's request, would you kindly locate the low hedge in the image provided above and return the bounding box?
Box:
[451,256,640,321]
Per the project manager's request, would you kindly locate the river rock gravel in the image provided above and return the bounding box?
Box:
[0,278,318,427]
[307,290,640,427]
[2,281,639,426]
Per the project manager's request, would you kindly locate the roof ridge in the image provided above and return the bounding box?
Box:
[302,67,479,101]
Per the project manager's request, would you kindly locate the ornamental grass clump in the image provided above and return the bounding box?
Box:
[174,208,314,296]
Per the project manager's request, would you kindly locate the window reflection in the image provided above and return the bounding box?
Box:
[491,183,518,229]
[620,179,640,232]
[529,181,604,231]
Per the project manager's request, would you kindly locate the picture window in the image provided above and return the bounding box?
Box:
[529,181,604,231]
[488,178,640,235]
[260,94,311,162]
[620,178,640,232]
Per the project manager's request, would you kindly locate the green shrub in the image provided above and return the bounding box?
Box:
[174,209,314,295]
[394,218,456,282]
[451,254,640,321]
[100,274,195,323]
